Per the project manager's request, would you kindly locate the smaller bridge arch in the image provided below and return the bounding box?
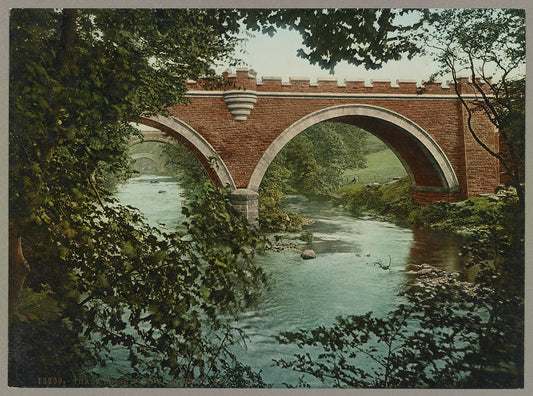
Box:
[248,104,460,194]
[129,153,161,163]
[129,115,236,189]
[129,153,165,174]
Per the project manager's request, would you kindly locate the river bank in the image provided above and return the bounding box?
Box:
[261,176,521,248]
[338,177,522,236]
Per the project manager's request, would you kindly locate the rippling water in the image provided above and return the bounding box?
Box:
[109,176,465,387]
[114,175,188,231]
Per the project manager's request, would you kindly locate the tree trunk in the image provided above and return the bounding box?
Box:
[9,230,30,319]
[56,9,78,72]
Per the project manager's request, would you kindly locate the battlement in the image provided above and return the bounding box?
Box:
[185,68,493,95]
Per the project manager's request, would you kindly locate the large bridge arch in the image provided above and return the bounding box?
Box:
[248,104,460,194]
[129,115,236,189]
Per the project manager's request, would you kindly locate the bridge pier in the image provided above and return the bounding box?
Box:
[230,189,259,227]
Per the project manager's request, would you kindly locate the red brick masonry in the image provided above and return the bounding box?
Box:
[140,68,500,208]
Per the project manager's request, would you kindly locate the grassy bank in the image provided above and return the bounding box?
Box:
[339,177,520,234]
[339,177,413,221]
[342,148,407,185]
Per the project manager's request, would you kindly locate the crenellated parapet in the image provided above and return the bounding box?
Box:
[185,67,494,96]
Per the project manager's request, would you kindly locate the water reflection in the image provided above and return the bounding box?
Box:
[407,228,462,270]
[404,227,473,283]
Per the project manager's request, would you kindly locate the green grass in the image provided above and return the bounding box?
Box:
[342,148,407,184]
[363,133,389,154]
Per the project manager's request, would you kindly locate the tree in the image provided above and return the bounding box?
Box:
[262,121,368,199]
[160,143,211,195]
[240,9,423,72]
[9,184,269,385]
[9,8,275,385]
[9,8,242,317]
[421,9,525,203]
[258,122,368,230]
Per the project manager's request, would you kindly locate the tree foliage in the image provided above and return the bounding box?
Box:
[118,140,212,194]
[262,122,367,196]
[9,8,271,386]
[258,121,367,230]
[160,143,211,195]
[9,7,241,230]
[240,9,423,72]
[9,184,269,386]
[9,7,243,313]
[421,9,525,202]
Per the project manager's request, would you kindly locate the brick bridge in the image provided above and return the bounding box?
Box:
[134,68,500,224]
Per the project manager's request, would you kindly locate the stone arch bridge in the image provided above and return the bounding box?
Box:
[128,153,166,174]
[135,68,500,225]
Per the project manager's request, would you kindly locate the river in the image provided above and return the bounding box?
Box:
[111,175,466,387]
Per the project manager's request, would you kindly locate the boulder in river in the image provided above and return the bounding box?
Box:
[301,249,316,260]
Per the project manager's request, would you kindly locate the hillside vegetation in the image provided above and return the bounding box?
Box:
[342,134,407,184]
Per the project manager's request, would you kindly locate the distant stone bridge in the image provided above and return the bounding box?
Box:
[132,68,500,225]
[129,153,166,174]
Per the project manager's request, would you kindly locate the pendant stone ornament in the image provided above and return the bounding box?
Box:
[223,90,258,121]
